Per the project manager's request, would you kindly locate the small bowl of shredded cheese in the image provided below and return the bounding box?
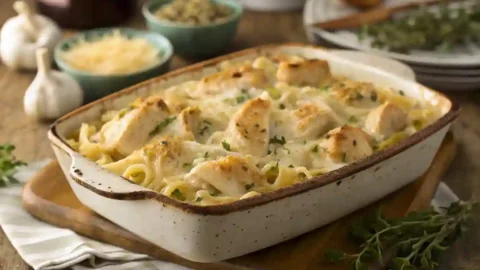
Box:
[142,0,242,57]
[54,28,173,101]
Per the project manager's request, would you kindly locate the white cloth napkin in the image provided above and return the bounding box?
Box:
[0,160,458,270]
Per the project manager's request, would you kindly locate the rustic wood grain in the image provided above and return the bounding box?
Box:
[0,0,479,269]
[21,132,454,270]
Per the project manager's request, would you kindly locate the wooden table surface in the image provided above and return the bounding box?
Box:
[0,1,479,269]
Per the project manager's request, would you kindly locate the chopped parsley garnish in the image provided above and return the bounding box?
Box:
[319,85,330,92]
[288,164,294,168]
[203,152,209,158]
[279,104,286,110]
[348,116,358,123]
[399,90,405,96]
[265,162,280,183]
[150,116,176,136]
[354,92,364,100]
[222,140,231,151]
[245,183,254,190]
[413,119,423,130]
[195,197,202,202]
[269,136,286,145]
[203,120,212,125]
[311,145,319,153]
[236,94,250,104]
[183,163,192,169]
[370,92,378,102]
[171,189,185,201]
[266,87,282,100]
[267,149,272,155]
[342,152,347,163]
[160,141,168,146]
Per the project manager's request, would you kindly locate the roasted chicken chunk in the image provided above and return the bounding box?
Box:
[365,102,407,137]
[321,125,373,163]
[276,59,330,86]
[100,96,170,156]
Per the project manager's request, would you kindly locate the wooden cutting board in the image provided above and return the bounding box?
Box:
[22,133,456,270]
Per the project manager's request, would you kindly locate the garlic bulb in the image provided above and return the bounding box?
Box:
[0,1,62,70]
[24,48,83,121]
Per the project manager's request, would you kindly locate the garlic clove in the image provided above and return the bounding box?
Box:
[24,48,83,121]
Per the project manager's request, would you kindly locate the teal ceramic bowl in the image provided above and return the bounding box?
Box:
[142,0,243,57]
[54,28,173,102]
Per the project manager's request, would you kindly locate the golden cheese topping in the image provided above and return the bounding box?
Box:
[68,55,441,205]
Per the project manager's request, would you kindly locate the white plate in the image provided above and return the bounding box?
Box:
[303,0,480,68]
[411,65,480,77]
[416,74,480,91]
[330,50,416,81]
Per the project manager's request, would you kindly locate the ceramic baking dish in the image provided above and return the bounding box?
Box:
[48,44,459,263]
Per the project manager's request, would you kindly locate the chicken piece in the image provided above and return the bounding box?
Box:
[223,94,272,157]
[163,106,201,141]
[365,102,408,137]
[103,136,184,181]
[193,65,269,97]
[185,156,265,197]
[276,59,330,86]
[294,103,333,140]
[332,81,381,107]
[100,96,171,156]
[321,125,373,163]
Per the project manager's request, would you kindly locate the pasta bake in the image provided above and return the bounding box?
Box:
[67,54,441,205]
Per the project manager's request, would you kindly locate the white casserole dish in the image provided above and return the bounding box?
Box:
[48,44,459,263]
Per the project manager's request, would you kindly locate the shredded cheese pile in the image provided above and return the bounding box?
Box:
[61,31,161,75]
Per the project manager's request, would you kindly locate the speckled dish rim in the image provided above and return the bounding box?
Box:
[48,43,460,216]
[142,0,243,29]
[54,27,174,78]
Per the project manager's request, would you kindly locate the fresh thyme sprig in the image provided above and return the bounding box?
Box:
[324,201,477,270]
[0,144,26,187]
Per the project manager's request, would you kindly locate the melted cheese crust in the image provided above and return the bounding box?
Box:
[68,55,441,205]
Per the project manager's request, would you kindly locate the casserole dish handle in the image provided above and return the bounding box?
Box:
[69,152,158,199]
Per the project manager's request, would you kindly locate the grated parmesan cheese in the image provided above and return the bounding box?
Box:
[61,31,161,75]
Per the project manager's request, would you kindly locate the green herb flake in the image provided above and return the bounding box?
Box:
[342,152,347,163]
[288,164,294,168]
[171,189,185,201]
[150,116,176,136]
[413,119,423,131]
[236,94,250,104]
[0,144,26,187]
[311,145,319,153]
[370,92,378,102]
[269,136,286,145]
[203,152,209,158]
[319,85,330,92]
[266,87,282,100]
[348,116,358,123]
[222,140,231,151]
[183,163,192,169]
[279,104,286,110]
[195,197,203,202]
[399,90,405,96]
[245,183,254,190]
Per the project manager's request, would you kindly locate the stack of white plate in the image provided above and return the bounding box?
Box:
[303,0,480,91]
